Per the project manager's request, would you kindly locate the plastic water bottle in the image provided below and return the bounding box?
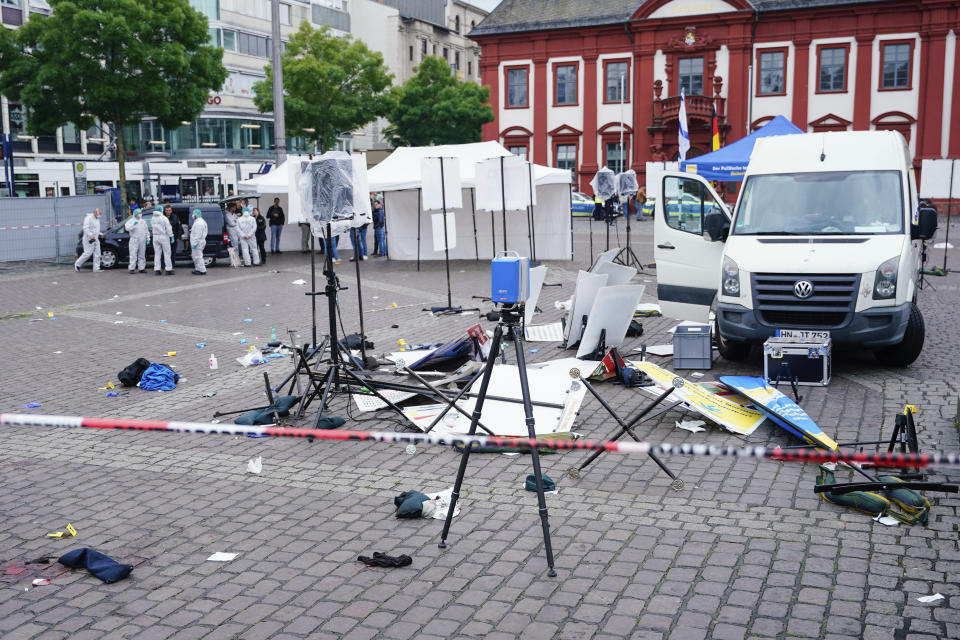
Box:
[209,354,218,370]
[405,444,416,455]
[270,326,277,342]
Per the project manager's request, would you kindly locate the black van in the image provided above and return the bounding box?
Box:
[76,203,229,269]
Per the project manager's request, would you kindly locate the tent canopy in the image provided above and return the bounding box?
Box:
[680,115,804,181]
[368,141,571,192]
[237,155,315,194]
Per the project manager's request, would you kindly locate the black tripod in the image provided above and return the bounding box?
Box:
[613,198,645,272]
[439,302,558,577]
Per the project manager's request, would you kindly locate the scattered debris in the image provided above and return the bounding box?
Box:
[405,444,416,455]
[917,593,945,604]
[873,514,899,526]
[206,552,238,562]
[246,456,262,474]
[31,578,50,586]
[58,549,133,583]
[933,242,953,249]
[46,523,77,539]
[236,349,264,367]
[202,391,217,398]
[290,279,307,285]
[159,319,166,323]
[23,403,41,409]
[98,382,115,391]
[675,420,707,433]
[106,392,120,398]
[390,302,397,308]
[243,318,253,323]
[524,474,557,494]
[357,552,412,568]
[196,343,206,348]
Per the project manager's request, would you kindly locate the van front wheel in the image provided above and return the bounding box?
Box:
[715,318,750,361]
[875,303,924,367]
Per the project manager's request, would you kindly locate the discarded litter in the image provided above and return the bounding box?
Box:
[236,349,264,367]
[98,382,116,391]
[917,593,945,603]
[46,523,77,539]
[196,343,206,348]
[106,392,120,398]
[390,302,398,308]
[232,331,244,335]
[246,432,270,438]
[239,339,247,344]
[53,351,62,354]
[202,391,217,398]
[31,578,50,586]
[357,552,412,568]
[291,279,307,285]
[35,306,42,310]
[47,312,54,318]
[165,352,177,357]
[59,549,133,584]
[243,318,253,323]
[392,324,400,329]
[246,456,262,474]
[405,444,416,455]
[207,552,238,562]
[676,420,707,433]
[159,319,166,323]
[873,514,899,526]
[933,242,953,249]
[690,372,704,378]
[209,354,219,370]
[115,312,123,315]
[24,403,41,409]
[530,348,539,354]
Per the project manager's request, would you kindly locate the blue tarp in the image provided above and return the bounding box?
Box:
[680,115,804,181]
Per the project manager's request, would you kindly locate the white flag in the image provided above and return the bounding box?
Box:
[678,89,690,162]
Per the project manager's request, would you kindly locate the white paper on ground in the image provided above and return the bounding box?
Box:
[576,285,646,358]
[431,212,457,251]
[524,265,548,326]
[933,242,954,249]
[291,279,307,285]
[207,552,238,562]
[420,157,463,210]
[524,322,564,342]
[564,271,609,347]
[636,303,662,313]
[353,389,418,412]
[675,420,706,433]
[429,488,461,519]
[917,593,945,603]
[246,456,262,474]
[873,514,899,526]
[640,344,674,357]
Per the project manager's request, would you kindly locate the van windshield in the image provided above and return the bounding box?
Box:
[732,170,904,235]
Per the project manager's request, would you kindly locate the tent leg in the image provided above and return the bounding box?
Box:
[471,188,479,261]
[417,187,422,272]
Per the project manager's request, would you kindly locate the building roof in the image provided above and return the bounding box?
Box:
[470,0,905,36]
[470,0,643,37]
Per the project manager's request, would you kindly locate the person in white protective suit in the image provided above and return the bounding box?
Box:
[189,209,208,275]
[124,208,149,273]
[75,208,104,272]
[236,206,260,266]
[151,206,175,275]
[224,201,240,249]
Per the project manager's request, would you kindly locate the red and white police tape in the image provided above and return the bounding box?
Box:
[0,222,83,231]
[2,412,958,469]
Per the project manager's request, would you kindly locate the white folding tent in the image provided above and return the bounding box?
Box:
[367,142,572,262]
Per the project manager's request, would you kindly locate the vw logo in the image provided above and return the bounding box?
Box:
[794,280,814,299]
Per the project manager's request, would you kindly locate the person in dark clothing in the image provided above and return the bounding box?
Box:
[267,197,285,254]
[253,207,267,265]
[164,205,183,255]
[372,195,386,256]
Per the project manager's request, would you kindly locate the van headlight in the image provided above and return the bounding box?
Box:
[722,255,740,297]
[873,256,898,300]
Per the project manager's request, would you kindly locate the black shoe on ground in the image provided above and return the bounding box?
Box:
[139,270,146,273]
[155,271,162,276]
[165,271,174,275]
[129,270,136,274]
[191,270,203,275]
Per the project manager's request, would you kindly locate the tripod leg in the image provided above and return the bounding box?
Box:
[424,369,484,433]
[511,325,557,577]
[439,325,504,549]
[405,367,495,435]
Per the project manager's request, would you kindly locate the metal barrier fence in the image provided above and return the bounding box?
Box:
[0,195,111,263]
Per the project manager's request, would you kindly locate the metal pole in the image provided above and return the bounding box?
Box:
[944,159,955,272]
[500,156,508,251]
[619,74,624,174]
[440,158,453,309]
[470,187,479,260]
[271,0,287,164]
[416,187,422,272]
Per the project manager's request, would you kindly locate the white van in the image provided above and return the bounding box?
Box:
[654,130,938,366]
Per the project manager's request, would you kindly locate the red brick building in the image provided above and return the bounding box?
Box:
[470,0,960,192]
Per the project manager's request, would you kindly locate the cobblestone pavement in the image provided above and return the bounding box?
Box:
[1,218,959,640]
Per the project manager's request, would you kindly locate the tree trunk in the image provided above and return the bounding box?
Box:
[113,108,128,219]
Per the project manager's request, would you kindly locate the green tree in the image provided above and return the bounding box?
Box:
[253,24,392,152]
[386,56,493,147]
[0,0,226,210]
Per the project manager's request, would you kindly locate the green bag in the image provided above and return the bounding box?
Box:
[878,475,930,526]
[817,469,891,516]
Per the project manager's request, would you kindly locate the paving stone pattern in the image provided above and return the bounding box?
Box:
[1,219,959,639]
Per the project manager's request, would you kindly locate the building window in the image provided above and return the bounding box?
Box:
[455,15,460,33]
[605,141,626,173]
[1,0,22,26]
[468,60,472,76]
[471,20,475,29]
[678,57,703,96]
[432,44,437,55]
[409,45,414,61]
[221,29,236,52]
[507,145,527,160]
[189,0,219,21]
[237,32,271,58]
[757,49,786,96]
[443,47,448,61]
[280,2,290,25]
[8,102,26,138]
[554,63,577,106]
[555,143,577,182]
[604,60,629,103]
[421,39,427,56]
[881,41,912,90]
[818,45,848,93]
[454,51,460,69]
[506,67,528,108]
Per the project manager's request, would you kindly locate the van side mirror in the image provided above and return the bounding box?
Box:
[912,206,937,240]
[703,211,729,242]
